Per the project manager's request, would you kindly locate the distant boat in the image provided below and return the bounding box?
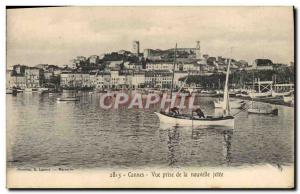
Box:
[283,95,294,104]
[155,44,235,128]
[248,108,278,115]
[249,91,272,98]
[214,100,245,109]
[24,88,38,92]
[6,88,13,94]
[57,89,80,102]
[57,96,80,101]
[38,88,49,93]
[196,90,219,97]
[271,91,292,97]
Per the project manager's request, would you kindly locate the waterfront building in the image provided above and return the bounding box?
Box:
[24,67,44,88]
[12,64,26,76]
[44,71,53,81]
[145,70,173,88]
[53,68,62,76]
[60,72,91,88]
[110,70,127,89]
[100,71,112,89]
[89,72,97,88]
[82,73,91,87]
[7,69,27,89]
[60,72,76,88]
[6,70,14,88]
[132,71,145,88]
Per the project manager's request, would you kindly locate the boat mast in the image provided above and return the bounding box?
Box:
[223,55,232,116]
[169,43,177,110]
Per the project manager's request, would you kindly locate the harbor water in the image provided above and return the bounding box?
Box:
[7,92,294,169]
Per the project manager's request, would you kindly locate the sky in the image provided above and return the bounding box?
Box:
[6,6,294,67]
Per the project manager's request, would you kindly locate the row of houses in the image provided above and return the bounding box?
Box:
[6,65,190,90]
[7,67,44,89]
[60,70,189,90]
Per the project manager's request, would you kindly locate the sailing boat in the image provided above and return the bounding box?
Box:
[213,77,245,109]
[154,45,234,128]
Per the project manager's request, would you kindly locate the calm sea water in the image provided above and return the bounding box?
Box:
[7,92,294,169]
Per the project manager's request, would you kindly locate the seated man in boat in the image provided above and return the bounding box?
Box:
[193,108,205,118]
[170,107,180,115]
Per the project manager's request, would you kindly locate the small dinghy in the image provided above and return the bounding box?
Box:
[57,89,80,102]
[248,108,278,115]
[57,96,80,101]
[283,94,294,105]
[249,91,272,98]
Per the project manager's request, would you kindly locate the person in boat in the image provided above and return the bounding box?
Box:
[170,107,180,115]
[193,108,205,118]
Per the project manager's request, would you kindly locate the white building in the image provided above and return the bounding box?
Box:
[60,73,91,88]
[111,70,126,88]
[145,70,173,88]
[25,67,43,88]
[6,70,26,89]
[146,62,180,71]
[132,72,145,88]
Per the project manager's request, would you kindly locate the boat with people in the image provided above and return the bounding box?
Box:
[154,111,234,127]
[155,44,235,128]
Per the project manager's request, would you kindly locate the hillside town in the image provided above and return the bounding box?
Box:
[6,41,294,92]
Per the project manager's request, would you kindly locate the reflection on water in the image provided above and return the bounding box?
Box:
[7,93,294,169]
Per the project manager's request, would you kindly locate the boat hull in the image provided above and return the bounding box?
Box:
[271,91,291,97]
[214,100,245,109]
[57,97,80,101]
[249,91,272,98]
[283,96,293,103]
[248,108,278,115]
[154,112,234,128]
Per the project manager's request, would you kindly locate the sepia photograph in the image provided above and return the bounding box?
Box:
[6,6,295,188]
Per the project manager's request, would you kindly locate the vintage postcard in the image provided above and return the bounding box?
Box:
[6,6,295,188]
